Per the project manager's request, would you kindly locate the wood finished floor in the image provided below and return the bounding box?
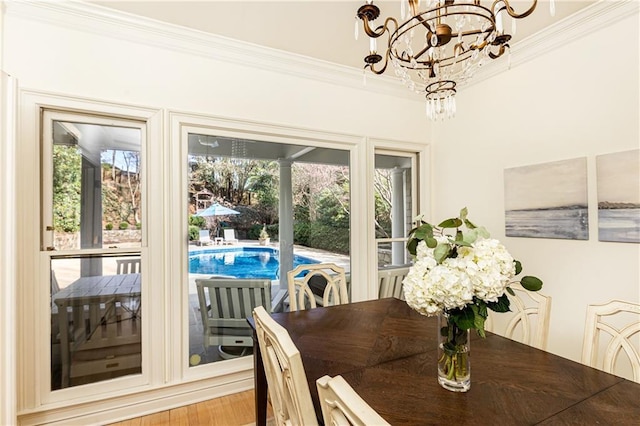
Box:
[107,389,270,426]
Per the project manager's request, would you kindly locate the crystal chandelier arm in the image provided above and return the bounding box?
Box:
[493,0,538,19]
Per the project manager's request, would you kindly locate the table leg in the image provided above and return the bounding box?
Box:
[253,330,268,425]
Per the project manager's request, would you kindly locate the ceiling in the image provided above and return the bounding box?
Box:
[91,0,595,70]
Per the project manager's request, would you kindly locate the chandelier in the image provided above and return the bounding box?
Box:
[355,0,555,120]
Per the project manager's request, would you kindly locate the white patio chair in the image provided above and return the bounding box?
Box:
[253,305,318,426]
[378,266,410,300]
[582,300,640,382]
[116,257,141,274]
[317,375,390,426]
[196,229,213,246]
[287,263,348,311]
[196,278,272,359]
[485,283,552,350]
[223,228,238,244]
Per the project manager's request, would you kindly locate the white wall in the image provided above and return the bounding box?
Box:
[431,9,640,365]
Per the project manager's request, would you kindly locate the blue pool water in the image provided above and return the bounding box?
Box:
[188,247,319,279]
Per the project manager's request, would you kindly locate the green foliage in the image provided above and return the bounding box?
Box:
[52,145,81,232]
[189,215,206,229]
[188,225,200,241]
[308,223,350,255]
[105,223,113,230]
[119,222,129,230]
[294,222,310,246]
[135,222,142,230]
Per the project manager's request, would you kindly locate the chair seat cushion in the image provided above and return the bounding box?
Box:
[307,275,328,297]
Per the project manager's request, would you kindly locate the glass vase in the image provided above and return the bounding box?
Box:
[437,313,471,392]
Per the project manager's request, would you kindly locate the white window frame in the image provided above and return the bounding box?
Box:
[17,92,162,412]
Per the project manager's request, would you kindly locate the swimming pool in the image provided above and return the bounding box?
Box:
[188,247,319,279]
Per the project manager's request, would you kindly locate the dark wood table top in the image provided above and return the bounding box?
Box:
[252,298,640,425]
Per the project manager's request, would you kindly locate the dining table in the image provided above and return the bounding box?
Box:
[249,297,640,425]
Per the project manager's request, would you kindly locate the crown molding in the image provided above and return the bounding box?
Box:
[468,0,639,88]
[4,0,412,101]
[5,0,636,102]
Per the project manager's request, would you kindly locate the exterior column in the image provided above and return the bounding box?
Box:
[391,167,405,265]
[277,158,294,311]
[80,154,103,276]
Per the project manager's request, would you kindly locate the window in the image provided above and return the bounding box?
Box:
[42,111,145,390]
[185,132,351,367]
[373,150,418,268]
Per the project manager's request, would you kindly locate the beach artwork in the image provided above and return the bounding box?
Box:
[596,149,640,243]
[504,158,588,240]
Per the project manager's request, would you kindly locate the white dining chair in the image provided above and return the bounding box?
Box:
[581,300,640,383]
[252,306,318,426]
[485,283,552,350]
[316,375,390,426]
[287,263,348,311]
[378,266,410,300]
[116,257,141,274]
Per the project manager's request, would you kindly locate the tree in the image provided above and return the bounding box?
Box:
[52,145,81,232]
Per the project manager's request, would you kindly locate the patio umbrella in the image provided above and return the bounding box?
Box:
[195,203,240,237]
[195,203,240,217]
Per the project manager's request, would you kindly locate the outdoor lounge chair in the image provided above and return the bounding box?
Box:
[196,229,213,246]
[223,228,238,245]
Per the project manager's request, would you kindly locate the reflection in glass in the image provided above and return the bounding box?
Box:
[51,121,142,251]
[50,255,142,390]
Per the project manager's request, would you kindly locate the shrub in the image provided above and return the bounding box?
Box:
[294,222,310,246]
[248,224,263,240]
[119,222,129,230]
[308,223,349,255]
[135,222,142,230]
[189,215,206,229]
[105,223,113,230]
[188,225,200,241]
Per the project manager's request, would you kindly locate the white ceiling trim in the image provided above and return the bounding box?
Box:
[6,0,633,102]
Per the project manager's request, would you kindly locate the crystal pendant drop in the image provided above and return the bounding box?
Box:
[512,18,517,36]
[354,18,359,40]
[550,0,556,17]
[363,69,367,86]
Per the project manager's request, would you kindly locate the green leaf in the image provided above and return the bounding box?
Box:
[406,238,418,256]
[434,243,451,263]
[514,260,523,275]
[520,276,543,292]
[455,230,463,242]
[475,226,491,239]
[463,218,477,229]
[470,304,487,338]
[506,286,515,296]
[426,237,438,248]
[413,223,433,241]
[452,307,475,330]
[459,207,468,221]
[487,294,511,313]
[438,218,463,228]
[462,229,478,244]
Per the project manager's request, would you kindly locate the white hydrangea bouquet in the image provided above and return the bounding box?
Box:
[403,208,543,390]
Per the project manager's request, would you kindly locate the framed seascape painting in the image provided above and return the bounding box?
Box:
[504,157,588,240]
[596,149,640,243]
